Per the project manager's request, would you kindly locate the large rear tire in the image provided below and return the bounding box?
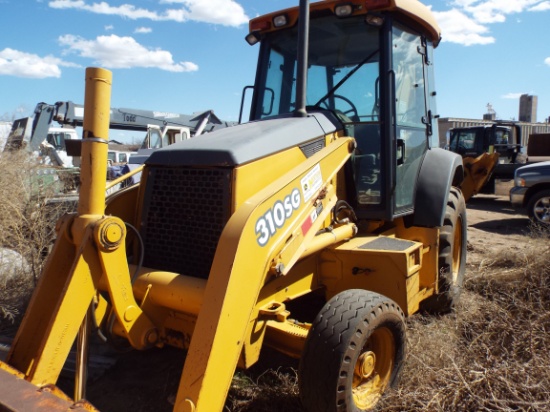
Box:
[423,187,467,313]
[299,290,406,412]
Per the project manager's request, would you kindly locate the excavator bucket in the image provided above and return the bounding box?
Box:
[0,362,98,412]
[460,152,499,201]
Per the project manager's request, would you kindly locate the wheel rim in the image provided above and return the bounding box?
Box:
[533,196,550,224]
[451,215,463,281]
[352,327,395,410]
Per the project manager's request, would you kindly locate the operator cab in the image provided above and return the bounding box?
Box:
[247,1,440,221]
[448,124,522,164]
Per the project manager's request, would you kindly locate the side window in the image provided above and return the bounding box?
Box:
[263,48,285,117]
[144,128,163,149]
[394,30,426,127]
[392,25,428,212]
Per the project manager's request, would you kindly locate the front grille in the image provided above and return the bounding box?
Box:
[141,166,231,279]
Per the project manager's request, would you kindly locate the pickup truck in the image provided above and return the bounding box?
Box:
[510,161,550,225]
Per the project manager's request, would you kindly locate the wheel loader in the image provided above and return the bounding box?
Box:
[0,1,467,411]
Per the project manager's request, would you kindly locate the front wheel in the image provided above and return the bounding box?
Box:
[527,189,550,226]
[299,290,406,412]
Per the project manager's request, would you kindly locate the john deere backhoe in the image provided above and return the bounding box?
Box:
[0,1,466,411]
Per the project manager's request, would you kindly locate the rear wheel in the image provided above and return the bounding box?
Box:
[299,289,406,412]
[423,187,467,313]
[527,189,550,226]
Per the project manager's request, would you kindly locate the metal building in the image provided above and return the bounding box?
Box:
[519,94,538,123]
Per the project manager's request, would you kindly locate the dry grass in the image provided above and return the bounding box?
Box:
[225,235,550,412]
[374,235,550,412]
[0,151,76,334]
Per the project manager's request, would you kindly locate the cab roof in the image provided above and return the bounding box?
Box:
[249,0,442,46]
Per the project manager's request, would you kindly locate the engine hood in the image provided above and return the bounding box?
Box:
[145,112,341,167]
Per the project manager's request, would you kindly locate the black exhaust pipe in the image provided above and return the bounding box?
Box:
[294,0,309,118]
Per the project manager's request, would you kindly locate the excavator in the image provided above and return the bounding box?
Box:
[0,1,466,411]
[3,101,233,196]
[4,100,232,158]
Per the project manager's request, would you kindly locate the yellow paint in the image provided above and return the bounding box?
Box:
[173,137,354,412]
[461,152,499,201]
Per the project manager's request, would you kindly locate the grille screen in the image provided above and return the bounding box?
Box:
[141,167,231,279]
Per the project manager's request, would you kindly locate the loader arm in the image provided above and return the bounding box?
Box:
[460,152,499,201]
[175,135,355,412]
[1,68,158,410]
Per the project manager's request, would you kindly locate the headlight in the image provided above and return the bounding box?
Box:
[514,177,525,187]
[335,4,353,17]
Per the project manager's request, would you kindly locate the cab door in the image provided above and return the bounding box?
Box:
[392,24,431,215]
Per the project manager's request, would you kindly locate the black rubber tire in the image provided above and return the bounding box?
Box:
[299,289,406,412]
[422,187,467,313]
[526,189,550,226]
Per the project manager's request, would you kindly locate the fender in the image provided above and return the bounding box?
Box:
[412,148,464,227]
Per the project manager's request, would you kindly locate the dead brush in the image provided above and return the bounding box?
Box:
[378,236,550,412]
[224,236,550,412]
[0,151,74,334]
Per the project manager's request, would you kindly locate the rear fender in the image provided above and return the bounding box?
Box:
[412,148,464,228]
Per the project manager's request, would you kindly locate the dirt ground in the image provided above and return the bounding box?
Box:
[465,183,534,267]
[66,183,540,412]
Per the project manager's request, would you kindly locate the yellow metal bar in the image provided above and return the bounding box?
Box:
[7,67,114,388]
[106,164,144,191]
[93,217,157,349]
[174,137,355,412]
[7,225,102,385]
[78,67,112,218]
[132,268,207,316]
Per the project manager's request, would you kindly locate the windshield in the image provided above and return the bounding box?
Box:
[254,14,380,122]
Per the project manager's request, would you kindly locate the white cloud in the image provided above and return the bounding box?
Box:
[0,48,78,78]
[105,24,114,31]
[436,1,550,46]
[58,34,199,72]
[545,57,550,66]
[433,9,495,45]
[501,93,524,99]
[134,27,152,34]
[49,0,249,27]
[451,0,550,22]
[160,0,249,26]
[49,1,160,20]
[530,1,550,11]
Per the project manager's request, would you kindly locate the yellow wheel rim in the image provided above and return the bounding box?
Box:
[351,327,395,410]
[451,216,463,282]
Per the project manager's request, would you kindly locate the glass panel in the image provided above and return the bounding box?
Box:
[394,29,426,128]
[257,15,383,206]
[393,24,428,211]
[147,129,163,149]
[449,130,476,155]
[258,14,380,121]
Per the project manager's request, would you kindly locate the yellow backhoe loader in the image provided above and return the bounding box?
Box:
[0,1,466,411]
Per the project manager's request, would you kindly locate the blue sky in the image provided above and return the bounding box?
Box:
[1,0,549,143]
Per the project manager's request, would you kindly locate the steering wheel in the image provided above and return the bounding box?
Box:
[318,94,360,122]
